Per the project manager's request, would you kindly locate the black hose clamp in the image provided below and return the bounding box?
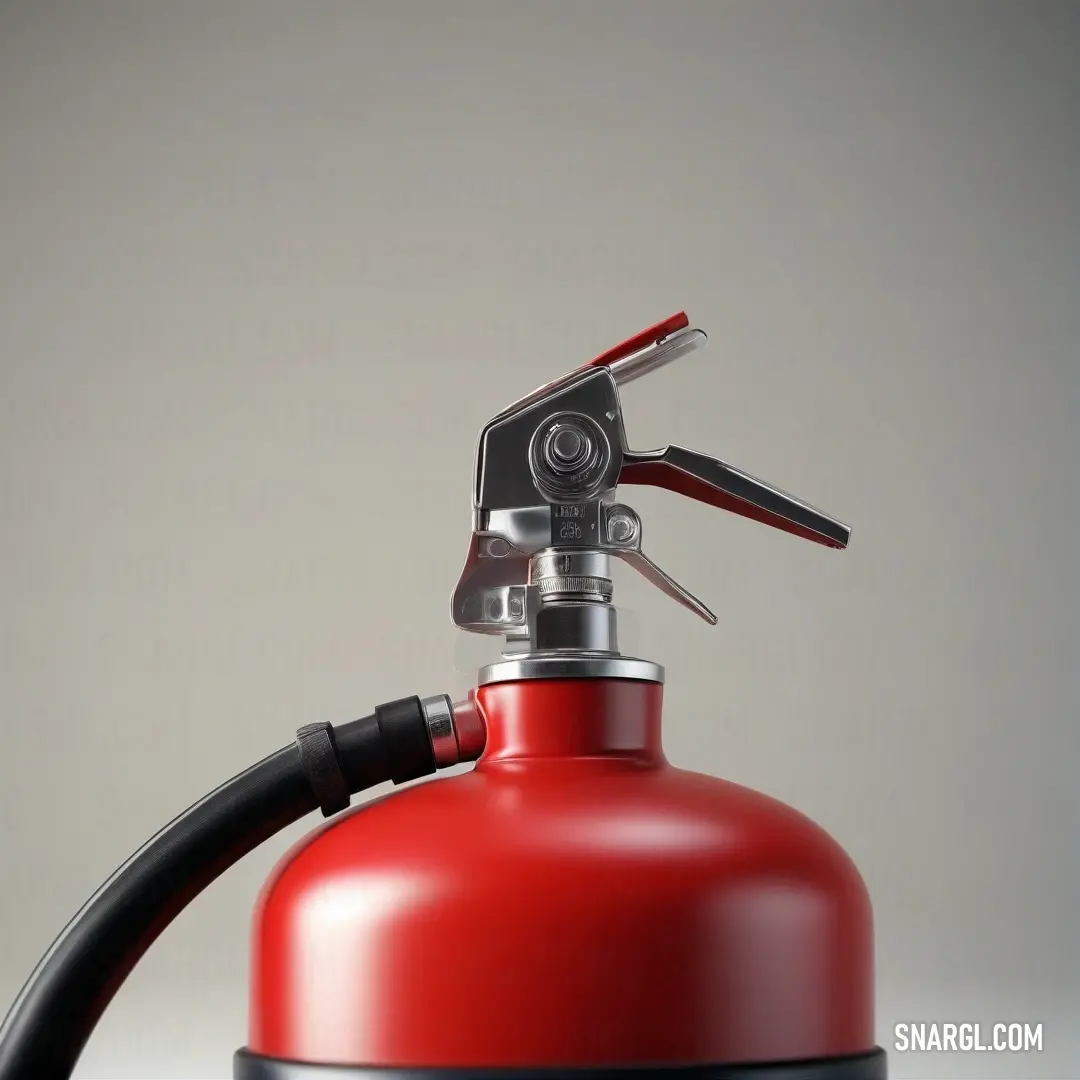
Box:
[295,722,351,817]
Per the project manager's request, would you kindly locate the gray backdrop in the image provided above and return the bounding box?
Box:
[0,2,1076,1078]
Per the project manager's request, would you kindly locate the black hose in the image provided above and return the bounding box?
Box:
[0,696,440,1080]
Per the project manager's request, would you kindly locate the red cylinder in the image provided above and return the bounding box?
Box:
[247,679,875,1068]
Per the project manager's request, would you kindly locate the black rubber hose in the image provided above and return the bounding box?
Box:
[0,696,439,1080]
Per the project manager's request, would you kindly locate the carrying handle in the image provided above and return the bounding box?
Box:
[620,446,851,550]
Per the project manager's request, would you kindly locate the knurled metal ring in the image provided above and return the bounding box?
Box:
[536,575,614,602]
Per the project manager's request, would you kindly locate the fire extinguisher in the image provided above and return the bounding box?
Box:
[0,312,885,1080]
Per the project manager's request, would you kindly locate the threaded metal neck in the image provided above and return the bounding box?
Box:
[527,549,618,654]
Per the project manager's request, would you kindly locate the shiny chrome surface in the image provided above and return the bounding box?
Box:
[478,653,664,686]
[451,312,851,677]
[419,694,459,767]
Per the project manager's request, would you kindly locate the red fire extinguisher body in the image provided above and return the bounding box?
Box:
[248,679,875,1070]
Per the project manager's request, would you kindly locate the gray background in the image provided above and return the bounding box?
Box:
[0,2,1076,1077]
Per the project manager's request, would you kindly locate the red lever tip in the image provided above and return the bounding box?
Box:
[587,312,690,371]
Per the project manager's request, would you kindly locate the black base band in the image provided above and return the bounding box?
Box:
[234,1048,887,1080]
